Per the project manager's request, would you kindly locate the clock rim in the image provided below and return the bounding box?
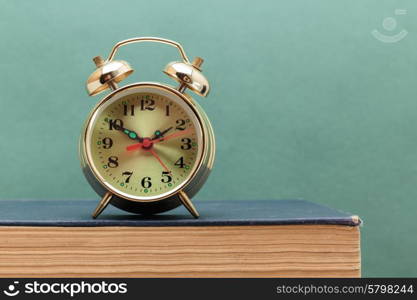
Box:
[82,82,207,203]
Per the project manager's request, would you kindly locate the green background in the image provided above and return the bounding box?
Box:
[0,0,416,277]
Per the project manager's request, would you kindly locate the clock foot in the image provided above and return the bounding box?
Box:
[92,191,112,219]
[178,190,199,218]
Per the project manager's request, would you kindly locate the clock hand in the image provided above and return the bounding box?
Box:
[148,148,171,173]
[109,122,144,142]
[151,126,173,140]
[126,128,192,151]
[152,128,192,143]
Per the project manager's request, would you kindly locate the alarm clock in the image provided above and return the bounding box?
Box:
[79,37,215,219]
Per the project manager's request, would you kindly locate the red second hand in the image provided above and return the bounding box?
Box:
[148,149,170,173]
[126,142,142,152]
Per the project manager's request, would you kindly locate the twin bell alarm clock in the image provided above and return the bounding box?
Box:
[79,37,215,219]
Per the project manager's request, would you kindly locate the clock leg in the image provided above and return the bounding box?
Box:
[178,190,199,218]
[92,191,113,219]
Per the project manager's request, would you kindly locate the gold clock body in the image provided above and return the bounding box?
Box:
[80,82,215,215]
[81,37,214,217]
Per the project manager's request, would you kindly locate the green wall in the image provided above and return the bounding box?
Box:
[1,0,416,277]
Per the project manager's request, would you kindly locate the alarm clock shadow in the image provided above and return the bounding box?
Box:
[97,208,219,222]
[100,213,192,221]
[84,200,219,222]
[98,203,204,221]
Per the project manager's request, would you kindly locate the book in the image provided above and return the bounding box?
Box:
[0,199,361,277]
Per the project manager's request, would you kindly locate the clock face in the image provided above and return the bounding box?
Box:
[85,85,204,201]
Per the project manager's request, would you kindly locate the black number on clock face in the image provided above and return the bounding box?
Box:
[108,119,123,130]
[181,138,192,150]
[102,137,113,149]
[122,171,133,183]
[161,171,172,183]
[174,157,185,168]
[140,99,155,111]
[107,156,119,168]
[141,177,152,188]
[123,104,135,116]
[165,105,170,116]
[176,119,186,130]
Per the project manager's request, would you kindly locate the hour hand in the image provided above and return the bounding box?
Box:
[120,127,143,142]
[108,121,143,142]
[152,126,173,140]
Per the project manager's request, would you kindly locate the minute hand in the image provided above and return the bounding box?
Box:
[152,128,192,143]
[151,126,173,140]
